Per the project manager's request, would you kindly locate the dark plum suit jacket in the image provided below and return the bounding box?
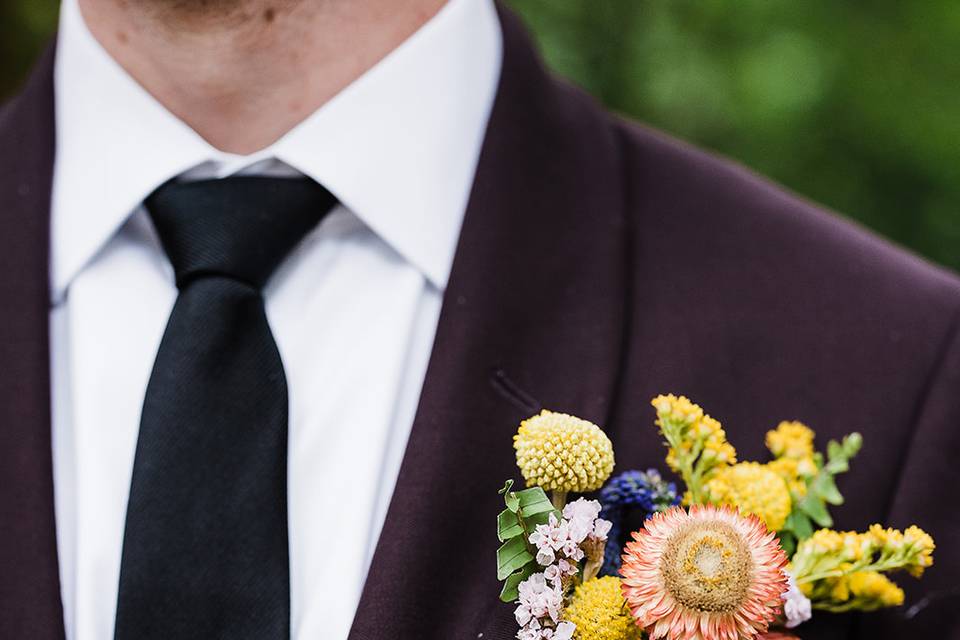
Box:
[2,6,958,640]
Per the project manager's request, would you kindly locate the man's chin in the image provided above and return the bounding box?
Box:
[131,0,261,25]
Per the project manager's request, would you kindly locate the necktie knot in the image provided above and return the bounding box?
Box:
[146,176,337,289]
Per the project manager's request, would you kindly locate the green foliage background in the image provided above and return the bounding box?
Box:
[3,1,958,271]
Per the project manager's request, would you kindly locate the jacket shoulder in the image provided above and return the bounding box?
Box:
[0,97,17,131]
[610,115,960,318]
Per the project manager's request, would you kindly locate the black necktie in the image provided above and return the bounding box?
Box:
[115,176,337,639]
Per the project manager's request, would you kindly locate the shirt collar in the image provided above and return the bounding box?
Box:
[51,0,502,301]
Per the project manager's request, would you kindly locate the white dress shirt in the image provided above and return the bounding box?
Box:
[49,0,502,638]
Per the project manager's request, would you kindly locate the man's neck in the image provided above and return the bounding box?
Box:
[78,0,447,154]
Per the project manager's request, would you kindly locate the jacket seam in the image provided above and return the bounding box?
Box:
[879,298,960,524]
[601,118,637,433]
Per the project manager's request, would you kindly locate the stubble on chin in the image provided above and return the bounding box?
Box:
[128,0,272,28]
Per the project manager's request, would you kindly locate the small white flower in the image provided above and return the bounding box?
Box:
[535,548,556,567]
[557,558,578,576]
[514,570,574,640]
[528,523,551,552]
[591,517,612,541]
[543,564,562,583]
[516,572,565,625]
[530,514,571,552]
[563,498,603,543]
[543,557,579,584]
[563,497,602,523]
[552,621,576,640]
[516,618,543,640]
[515,603,533,628]
[562,540,584,562]
[783,571,812,628]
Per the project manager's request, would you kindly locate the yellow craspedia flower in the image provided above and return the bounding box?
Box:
[848,571,905,608]
[766,421,815,459]
[565,576,641,640]
[514,410,615,494]
[705,462,792,531]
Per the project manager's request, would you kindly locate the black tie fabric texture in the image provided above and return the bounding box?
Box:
[114,176,337,640]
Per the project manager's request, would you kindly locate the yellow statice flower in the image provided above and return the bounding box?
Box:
[808,570,905,612]
[868,524,935,577]
[664,443,688,474]
[652,395,736,502]
[848,571,905,608]
[652,394,703,426]
[792,525,934,612]
[514,410,615,494]
[565,576,642,640]
[698,415,738,467]
[766,457,810,497]
[766,421,815,460]
[867,524,903,552]
[828,575,850,602]
[665,426,736,475]
[704,462,792,531]
[903,525,935,576]
[805,528,846,554]
[793,529,874,574]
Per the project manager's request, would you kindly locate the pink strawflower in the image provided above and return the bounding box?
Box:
[620,505,788,640]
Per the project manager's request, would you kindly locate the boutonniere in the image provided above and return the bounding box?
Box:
[494,395,935,640]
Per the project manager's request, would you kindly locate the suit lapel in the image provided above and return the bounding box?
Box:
[0,46,65,639]
[0,8,627,638]
[348,6,627,639]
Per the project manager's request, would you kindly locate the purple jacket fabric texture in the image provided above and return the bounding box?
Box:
[1,6,958,640]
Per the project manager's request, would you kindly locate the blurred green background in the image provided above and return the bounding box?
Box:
[3,0,958,271]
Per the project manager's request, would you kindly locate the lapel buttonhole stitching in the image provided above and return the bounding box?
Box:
[488,368,542,415]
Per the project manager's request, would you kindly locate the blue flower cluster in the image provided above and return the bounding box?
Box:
[598,468,680,576]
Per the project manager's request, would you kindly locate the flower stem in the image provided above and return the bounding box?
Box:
[551,490,568,511]
[582,559,601,582]
[796,558,904,585]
